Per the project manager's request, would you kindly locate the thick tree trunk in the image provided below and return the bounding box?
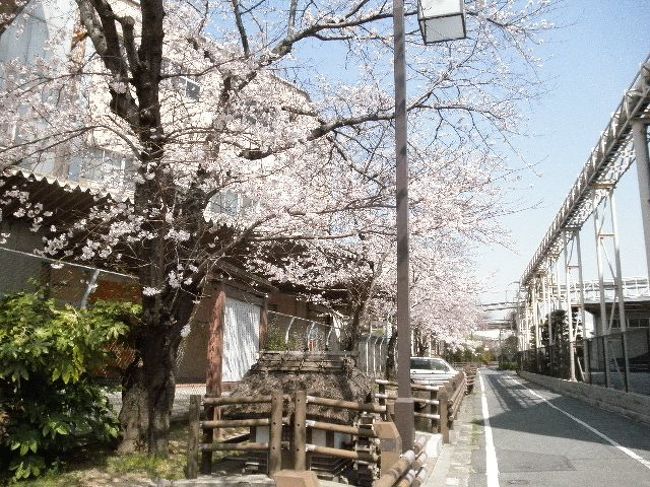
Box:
[118,324,180,455]
[118,289,196,455]
[118,359,148,454]
[346,304,363,352]
[142,325,179,454]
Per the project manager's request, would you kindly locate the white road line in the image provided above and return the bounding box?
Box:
[510,376,650,471]
[479,372,500,487]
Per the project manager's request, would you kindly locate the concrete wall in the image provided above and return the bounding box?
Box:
[519,370,650,425]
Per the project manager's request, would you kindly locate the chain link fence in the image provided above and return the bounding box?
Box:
[585,328,650,395]
[262,310,341,352]
[356,334,390,377]
[519,328,650,396]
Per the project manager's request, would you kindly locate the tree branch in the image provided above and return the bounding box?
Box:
[230,0,250,57]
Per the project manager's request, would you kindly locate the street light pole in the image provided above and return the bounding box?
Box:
[392,0,415,452]
[391,0,466,451]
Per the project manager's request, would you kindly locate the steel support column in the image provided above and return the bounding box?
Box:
[594,195,611,387]
[532,278,541,371]
[539,274,553,345]
[524,302,532,350]
[593,189,630,391]
[563,232,576,381]
[633,121,650,280]
[574,231,589,382]
[608,190,631,392]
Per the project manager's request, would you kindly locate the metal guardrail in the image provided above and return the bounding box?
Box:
[482,277,650,311]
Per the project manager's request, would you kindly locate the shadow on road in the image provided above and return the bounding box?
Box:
[474,371,650,455]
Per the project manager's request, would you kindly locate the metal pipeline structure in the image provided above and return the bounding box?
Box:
[514,55,650,389]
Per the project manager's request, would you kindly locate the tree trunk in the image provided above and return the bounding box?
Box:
[117,358,148,454]
[118,289,196,455]
[346,304,363,352]
[118,324,180,455]
[142,325,179,455]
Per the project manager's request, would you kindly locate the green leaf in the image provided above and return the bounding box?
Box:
[1,289,136,480]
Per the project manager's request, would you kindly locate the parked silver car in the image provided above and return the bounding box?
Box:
[410,356,456,383]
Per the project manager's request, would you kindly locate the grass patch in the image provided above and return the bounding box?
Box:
[105,453,186,480]
[11,422,190,486]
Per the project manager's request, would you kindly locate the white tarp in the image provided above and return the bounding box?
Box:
[223,297,261,382]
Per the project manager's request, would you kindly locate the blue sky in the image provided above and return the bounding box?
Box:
[477,0,650,304]
[239,1,649,304]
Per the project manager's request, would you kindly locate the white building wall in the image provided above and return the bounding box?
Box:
[0,0,76,66]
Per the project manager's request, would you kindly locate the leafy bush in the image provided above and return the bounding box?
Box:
[0,291,138,481]
[263,326,302,351]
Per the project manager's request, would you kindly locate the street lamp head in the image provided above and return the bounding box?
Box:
[417,0,467,44]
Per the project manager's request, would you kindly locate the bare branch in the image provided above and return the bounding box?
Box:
[230,0,250,57]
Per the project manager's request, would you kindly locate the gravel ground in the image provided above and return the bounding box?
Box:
[107,384,207,421]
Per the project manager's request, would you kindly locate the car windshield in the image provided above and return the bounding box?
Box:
[410,358,449,371]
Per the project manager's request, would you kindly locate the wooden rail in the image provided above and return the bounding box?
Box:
[187,369,475,481]
[374,438,427,487]
[186,391,285,478]
[187,389,385,479]
[375,368,469,445]
[463,364,478,394]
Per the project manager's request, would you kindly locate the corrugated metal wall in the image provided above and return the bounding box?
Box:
[223,297,261,382]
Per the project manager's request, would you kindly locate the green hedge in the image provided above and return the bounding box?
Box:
[0,291,139,481]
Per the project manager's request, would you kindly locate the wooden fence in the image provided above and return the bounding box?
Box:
[373,437,429,487]
[187,392,286,478]
[187,369,474,484]
[187,390,386,479]
[375,370,467,444]
[462,364,478,394]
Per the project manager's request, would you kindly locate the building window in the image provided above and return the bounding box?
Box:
[74,148,136,190]
[161,59,201,101]
[628,317,650,328]
[208,191,254,218]
[183,78,201,101]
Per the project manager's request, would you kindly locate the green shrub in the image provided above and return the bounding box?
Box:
[0,291,138,481]
[263,326,302,351]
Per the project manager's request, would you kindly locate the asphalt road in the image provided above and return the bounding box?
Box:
[470,369,650,487]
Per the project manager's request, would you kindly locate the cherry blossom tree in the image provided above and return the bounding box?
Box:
[0,0,556,454]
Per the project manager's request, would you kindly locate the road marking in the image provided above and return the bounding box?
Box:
[510,377,650,471]
[479,372,500,487]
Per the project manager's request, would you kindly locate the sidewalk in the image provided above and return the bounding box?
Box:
[425,387,481,487]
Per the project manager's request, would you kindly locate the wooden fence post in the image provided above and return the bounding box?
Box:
[269,391,283,475]
[438,386,449,444]
[293,389,307,471]
[200,404,214,475]
[428,388,437,433]
[187,395,201,479]
[378,382,387,421]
